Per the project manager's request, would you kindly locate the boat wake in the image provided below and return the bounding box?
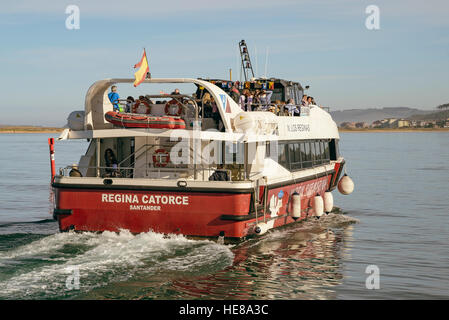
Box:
[0,230,234,299]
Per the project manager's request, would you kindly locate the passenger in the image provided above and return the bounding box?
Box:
[252,90,261,111]
[285,98,297,116]
[301,94,309,107]
[125,96,134,113]
[211,96,223,130]
[247,91,254,111]
[108,86,121,112]
[273,100,283,115]
[258,89,273,111]
[69,163,82,177]
[104,148,120,177]
[202,92,213,118]
[230,85,240,103]
[239,89,248,111]
[208,164,230,181]
[307,96,313,105]
[171,88,180,95]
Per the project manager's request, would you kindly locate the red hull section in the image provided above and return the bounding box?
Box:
[54,173,334,240]
[105,111,186,129]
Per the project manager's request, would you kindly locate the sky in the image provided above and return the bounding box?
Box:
[0,0,448,126]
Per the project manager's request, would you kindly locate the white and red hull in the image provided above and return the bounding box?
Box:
[53,162,344,241]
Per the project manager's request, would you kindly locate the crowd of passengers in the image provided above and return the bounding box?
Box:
[108,85,320,118]
[227,84,318,116]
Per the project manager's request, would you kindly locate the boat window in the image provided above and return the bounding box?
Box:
[278,142,288,168]
[324,140,330,161]
[300,142,307,167]
[314,141,322,165]
[303,142,312,168]
[310,142,316,165]
[329,139,339,160]
[289,143,302,171]
[276,139,332,171]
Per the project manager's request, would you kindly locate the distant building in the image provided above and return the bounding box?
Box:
[355,122,369,128]
[444,118,449,128]
[340,122,356,129]
[392,119,411,128]
[371,120,382,128]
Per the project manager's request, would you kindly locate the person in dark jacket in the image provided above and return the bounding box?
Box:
[104,148,120,177]
[208,165,230,181]
[69,163,82,177]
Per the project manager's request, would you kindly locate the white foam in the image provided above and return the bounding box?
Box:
[0,230,234,299]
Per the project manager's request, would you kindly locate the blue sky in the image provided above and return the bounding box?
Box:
[0,0,448,126]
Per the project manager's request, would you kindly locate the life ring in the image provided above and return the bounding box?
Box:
[132,100,151,114]
[152,148,170,167]
[165,99,183,116]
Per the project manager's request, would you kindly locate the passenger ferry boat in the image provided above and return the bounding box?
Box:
[51,77,353,242]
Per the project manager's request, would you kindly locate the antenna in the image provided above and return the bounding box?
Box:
[264,46,269,78]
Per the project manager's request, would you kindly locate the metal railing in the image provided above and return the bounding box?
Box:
[237,103,312,116]
[59,164,248,182]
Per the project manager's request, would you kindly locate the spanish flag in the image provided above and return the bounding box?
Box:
[133,49,150,87]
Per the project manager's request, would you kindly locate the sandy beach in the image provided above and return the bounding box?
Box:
[0,126,64,133]
[339,128,449,133]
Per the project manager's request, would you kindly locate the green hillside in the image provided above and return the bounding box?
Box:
[409,110,449,121]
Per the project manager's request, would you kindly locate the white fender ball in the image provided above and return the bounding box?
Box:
[291,193,301,220]
[312,194,324,217]
[323,191,334,214]
[338,174,354,195]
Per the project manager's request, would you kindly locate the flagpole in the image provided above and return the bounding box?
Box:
[143,47,151,79]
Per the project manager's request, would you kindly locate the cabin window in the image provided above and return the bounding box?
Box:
[278,142,288,168]
[303,142,312,168]
[276,139,332,171]
[324,140,330,161]
[314,141,322,165]
[289,143,302,171]
[329,139,339,160]
[310,142,316,165]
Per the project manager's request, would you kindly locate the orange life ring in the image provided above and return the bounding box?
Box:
[132,100,151,114]
[152,149,170,167]
[165,99,183,116]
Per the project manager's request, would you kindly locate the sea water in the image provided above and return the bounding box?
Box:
[0,132,448,299]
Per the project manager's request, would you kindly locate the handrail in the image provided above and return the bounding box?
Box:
[239,103,312,116]
[59,165,248,182]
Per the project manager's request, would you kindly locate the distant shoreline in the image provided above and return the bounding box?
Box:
[0,126,64,133]
[339,128,449,132]
[1,126,448,134]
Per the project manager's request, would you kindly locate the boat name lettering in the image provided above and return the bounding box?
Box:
[287,124,310,132]
[101,193,189,205]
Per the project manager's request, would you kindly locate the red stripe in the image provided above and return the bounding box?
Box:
[133,49,147,69]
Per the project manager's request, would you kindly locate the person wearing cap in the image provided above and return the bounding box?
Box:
[69,164,82,177]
